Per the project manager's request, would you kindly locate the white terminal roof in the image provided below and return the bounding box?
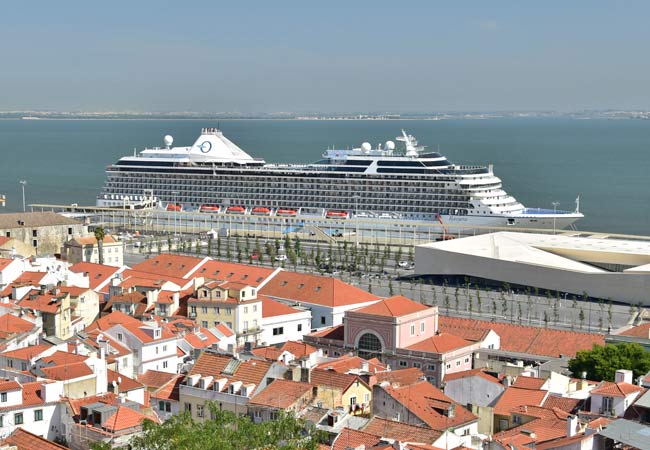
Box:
[418,231,650,274]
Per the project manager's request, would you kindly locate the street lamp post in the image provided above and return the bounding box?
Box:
[19,180,27,212]
[353,195,360,247]
[552,201,560,234]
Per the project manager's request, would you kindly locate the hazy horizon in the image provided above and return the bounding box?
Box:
[3,1,650,113]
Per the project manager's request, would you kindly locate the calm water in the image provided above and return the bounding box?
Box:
[0,118,648,235]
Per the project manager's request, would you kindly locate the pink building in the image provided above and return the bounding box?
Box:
[307,296,479,386]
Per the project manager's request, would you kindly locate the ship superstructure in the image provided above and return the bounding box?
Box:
[97,128,583,229]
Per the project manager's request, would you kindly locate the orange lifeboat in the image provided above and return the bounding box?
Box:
[166,203,182,212]
[251,207,271,215]
[199,204,220,213]
[226,206,246,214]
[276,208,298,217]
[326,210,349,219]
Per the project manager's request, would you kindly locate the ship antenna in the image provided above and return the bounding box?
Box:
[574,195,580,214]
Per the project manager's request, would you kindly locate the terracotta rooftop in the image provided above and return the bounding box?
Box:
[188,352,272,392]
[183,327,221,349]
[0,379,22,392]
[0,313,36,339]
[496,416,568,448]
[542,395,582,413]
[590,381,644,398]
[137,370,180,390]
[261,296,304,318]
[69,262,121,290]
[69,235,117,246]
[11,271,47,286]
[192,259,275,286]
[332,428,383,450]
[380,380,477,430]
[618,322,650,339]
[0,427,69,450]
[1,343,52,361]
[151,375,183,402]
[20,381,47,408]
[250,346,285,361]
[493,386,548,416]
[363,417,442,445]
[248,379,313,409]
[130,254,208,279]
[372,368,425,387]
[41,362,94,381]
[512,375,548,390]
[438,315,605,358]
[102,405,156,432]
[260,271,379,307]
[119,268,189,289]
[316,354,387,374]
[406,332,474,354]
[108,369,144,392]
[354,295,430,318]
[39,351,88,366]
[310,369,368,393]
[279,340,318,359]
[17,289,68,314]
[443,368,502,385]
[308,324,345,340]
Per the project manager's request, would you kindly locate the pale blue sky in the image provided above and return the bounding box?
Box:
[1,1,648,112]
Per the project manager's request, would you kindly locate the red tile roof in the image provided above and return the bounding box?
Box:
[130,254,207,279]
[493,387,548,415]
[74,235,118,245]
[193,259,275,286]
[438,315,605,358]
[69,262,121,290]
[0,379,21,392]
[542,395,582,413]
[590,381,644,398]
[0,427,69,450]
[363,417,442,445]
[248,379,313,409]
[151,375,183,402]
[618,322,650,338]
[20,382,47,407]
[137,370,179,390]
[316,354,388,374]
[39,350,88,366]
[512,375,548,390]
[372,368,425,387]
[261,296,304,318]
[279,341,318,359]
[380,380,477,430]
[108,369,144,392]
[496,417,567,448]
[310,369,368,393]
[188,353,272,391]
[12,271,47,286]
[443,368,502,386]
[250,346,285,360]
[87,310,141,331]
[354,296,430,317]
[1,343,52,361]
[119,268,188,289]
[102,405,155,432]
[183,327,221,349]
[332,428,383,450]
[0,313,36,339]
[406,333,474,354]
[260,272,379,307]
[17,290,69,314]
[41,362,93,381]
[308,325,345,340]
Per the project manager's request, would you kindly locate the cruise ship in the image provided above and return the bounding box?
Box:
[97,128,583,230]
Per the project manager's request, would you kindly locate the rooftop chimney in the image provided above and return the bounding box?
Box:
[614,369,633,384]
[566,415,579,437]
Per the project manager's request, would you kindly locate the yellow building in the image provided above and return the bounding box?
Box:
[188,281,262,349]
[309,369,372,413]
[16,287,72,340]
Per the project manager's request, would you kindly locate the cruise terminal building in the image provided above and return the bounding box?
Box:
[414,231,650,306]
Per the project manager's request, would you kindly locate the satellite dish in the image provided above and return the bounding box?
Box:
[164,135,174,148]
[385,141,395,151]
[360,142,372,152]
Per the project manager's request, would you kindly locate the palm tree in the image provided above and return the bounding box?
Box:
[94,226,106,265]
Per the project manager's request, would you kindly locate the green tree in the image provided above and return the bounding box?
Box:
[568,343,650,382]
[129,407,325,450]
[579,308,585,329]
[93,226,106,265]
